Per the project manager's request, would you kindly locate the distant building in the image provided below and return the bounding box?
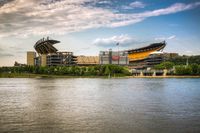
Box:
[99,49,129,65]
[163,52,179,59]
[14,61,26,67]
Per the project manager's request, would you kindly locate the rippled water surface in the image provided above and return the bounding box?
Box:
[0,78,200,133]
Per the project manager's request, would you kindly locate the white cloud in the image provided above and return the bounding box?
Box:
[0,43,14,57]
[0,53,14,57]
[141,3,200,17]
[155,35,176,41]
[121,1,146,10]
[93,34,136,47]
[130,1,146,8]
[168,35,176,40]
[97,0,112,4]
[0,1,200,38]
[186,50,192,53]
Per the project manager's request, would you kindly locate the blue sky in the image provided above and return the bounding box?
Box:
[0,0,200,66]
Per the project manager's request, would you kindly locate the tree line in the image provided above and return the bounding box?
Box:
[0,65,131,77]
[154,62,200,75]
[165,55,200,65]
[1,62,200,76]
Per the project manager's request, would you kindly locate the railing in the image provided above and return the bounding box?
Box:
[132,69,174,76]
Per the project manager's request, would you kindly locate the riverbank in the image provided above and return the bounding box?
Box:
[129,75,200,78]
[1,73,200,78]
[0,73,108,78]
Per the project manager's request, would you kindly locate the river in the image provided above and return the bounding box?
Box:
[0,78,200,133]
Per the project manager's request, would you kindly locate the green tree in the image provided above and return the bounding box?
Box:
[154,62,174,70]
[175,66,192,75]
[191,63,198,75]
[104,65,111,75]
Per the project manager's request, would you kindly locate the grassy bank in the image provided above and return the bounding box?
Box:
[0,73,128,78]
[1,73,200,78]
[0,65,131,78]
[1,64,200,78]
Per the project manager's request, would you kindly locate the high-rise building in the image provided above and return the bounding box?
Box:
[27,51,36,66]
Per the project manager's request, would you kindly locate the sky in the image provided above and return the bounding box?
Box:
[0,0,200,66]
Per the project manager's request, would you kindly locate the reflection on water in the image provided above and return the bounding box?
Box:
[0,78,200,133]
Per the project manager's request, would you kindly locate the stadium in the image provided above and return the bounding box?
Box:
[27,37,166,68]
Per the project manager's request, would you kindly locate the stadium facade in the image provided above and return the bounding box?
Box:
[99,49,129,65]
[77,56,99,65]
[127,42,166,62]
[127,42,166,68]
[27,37,166,68]
[27,37,77,66]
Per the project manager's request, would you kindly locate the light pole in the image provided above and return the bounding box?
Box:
[186,56,189,66]
[116,42,119,65]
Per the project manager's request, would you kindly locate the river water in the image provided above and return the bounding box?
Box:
[0,78,200,133]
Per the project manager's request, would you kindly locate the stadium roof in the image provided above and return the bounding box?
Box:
[34,37,60,54]
[127,41,166,54]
